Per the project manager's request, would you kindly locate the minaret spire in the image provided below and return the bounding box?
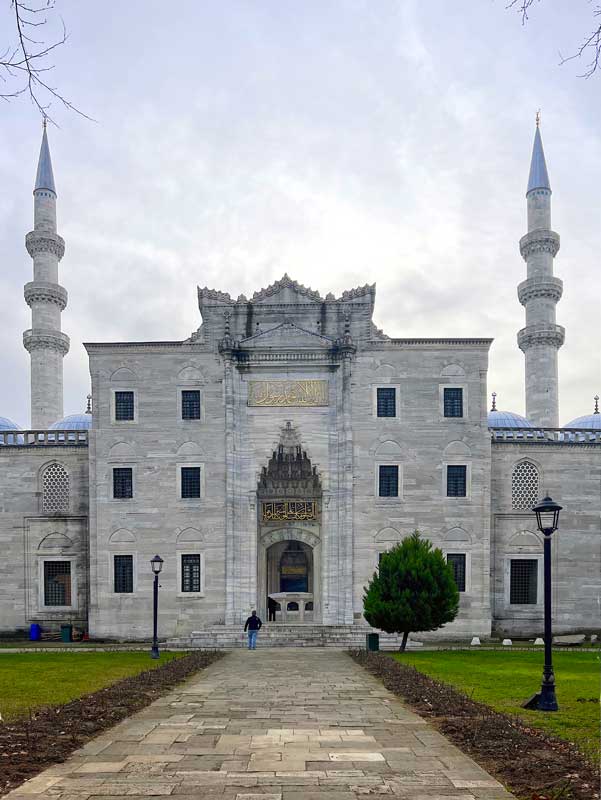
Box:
[517,117,564,428]
[23,124,69,428]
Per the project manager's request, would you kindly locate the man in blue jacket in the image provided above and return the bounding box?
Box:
[244,610,262,650]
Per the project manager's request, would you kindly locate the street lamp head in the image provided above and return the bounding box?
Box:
[533,495,562,535]
[150,554,164,575]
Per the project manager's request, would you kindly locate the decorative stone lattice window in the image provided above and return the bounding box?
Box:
[42,463,70,513]
[511,461,539,510]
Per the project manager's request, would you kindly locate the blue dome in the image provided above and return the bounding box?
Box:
[0,416,21,431]
[564,413,601,430]
[488,410,533,428]
[50,413,92,430]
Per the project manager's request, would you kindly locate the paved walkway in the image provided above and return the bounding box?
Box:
[7,649,514,800]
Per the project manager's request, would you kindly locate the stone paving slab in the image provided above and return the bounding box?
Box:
[5,649,515,799]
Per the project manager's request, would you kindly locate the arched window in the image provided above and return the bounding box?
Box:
[42,463,70,513]
[511,461,539,510]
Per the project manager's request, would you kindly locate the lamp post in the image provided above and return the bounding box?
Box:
[150,555,164,659]
[532,496,562,712]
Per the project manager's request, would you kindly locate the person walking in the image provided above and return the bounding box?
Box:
[267,595,277,622]
[244,610,262,650]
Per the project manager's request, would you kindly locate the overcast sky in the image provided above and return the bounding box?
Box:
[1,0,599,428]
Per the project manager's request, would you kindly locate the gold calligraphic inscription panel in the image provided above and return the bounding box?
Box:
[248,380,328,407]
[262,501,317,522]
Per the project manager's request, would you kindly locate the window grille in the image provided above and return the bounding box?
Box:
[114,554,133,593]
[182,390,201,420]
[181,554,201,592]
[511,461,539,510]
[44,561,71,606]
[181,467,201,498]
[376,387,396,417]
[447,553,466,592]
[378,465,399,497]
[447,465,467,497]
[444,388,463,417]
[113,467,133,499]
[115,391,135,421]
[510,559,538,604]
[42,463,69,513]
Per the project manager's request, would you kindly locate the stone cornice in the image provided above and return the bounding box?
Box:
[369,338,493,349]
[24,281,68,310]
[517,277,563,306]
[519,229,560,260]
[517,323,565,351]
[23,329,70,355]
[25,231,65,260]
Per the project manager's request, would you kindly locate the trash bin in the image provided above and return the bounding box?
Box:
[366,633,380,651]
[29,623,42,641]
[60,624,73,643]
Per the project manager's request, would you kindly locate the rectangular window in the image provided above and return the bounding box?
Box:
[44,561,71,606]
[182,390,201,420]
[447,465,467,497]
[115,391,135,421]
[181,554,201,592]
[447,553,466,592]
[510,559,538,604]
[378,465,399,497]
[376,387,396,418]
[444,387,463,417]
[113,467,133,499]
[181,466,201,499]
[114,555,133,593]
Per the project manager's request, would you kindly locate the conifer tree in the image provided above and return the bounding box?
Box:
[363,531,459,651]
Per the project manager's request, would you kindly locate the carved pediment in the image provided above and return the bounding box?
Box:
[241,322,333,349]
[251,274,322,304]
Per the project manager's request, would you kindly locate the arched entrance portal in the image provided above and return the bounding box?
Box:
[257,422,322,623]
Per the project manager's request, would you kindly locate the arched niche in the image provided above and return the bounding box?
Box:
[508,530,542,549]
[443,440,472,458]
[38,532,73,551]
[441,363,466,377]
[176,527,203,544]
[110,367,137,383]
[443,527,471,544]
[374,440,403,460]
[260,527,320,550]
[177,366,204,382]
[108,528,136,544]
[108,441,136,460]
[374,526,401,543]
[176,441,203,457]
[373,363,396,378]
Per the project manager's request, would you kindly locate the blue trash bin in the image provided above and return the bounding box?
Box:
[29,623,41,641]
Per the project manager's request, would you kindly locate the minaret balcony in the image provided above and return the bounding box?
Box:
[25,230,65,260]
[519,229,560,260]
[23,328,70,355]
[517,323,565,352]
[24,281,68,311]
[517,276,563,306]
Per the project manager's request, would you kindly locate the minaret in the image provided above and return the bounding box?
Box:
[517,116,564,428]
[23,122,70,429]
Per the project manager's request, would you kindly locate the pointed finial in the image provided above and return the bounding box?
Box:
[85,394,92,414]
[536,109,541,128]
[491,392,497,412]
[527,118,551,194]
[594,395,599,414]
[42,115,47,130]
[34,122,56,194]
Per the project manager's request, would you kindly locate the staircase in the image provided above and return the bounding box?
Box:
[166,624,423,649]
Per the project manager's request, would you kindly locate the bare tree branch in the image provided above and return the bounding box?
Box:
[0,0,94,124]
[506,0,601,77]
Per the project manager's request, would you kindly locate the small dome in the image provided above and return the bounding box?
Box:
[0,416,21,431]
[564,413,601,430]
[488,410,533,428]
[50,413,92,430]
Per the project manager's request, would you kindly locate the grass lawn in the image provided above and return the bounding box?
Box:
[392,649,600,761]
[0,652,184,720]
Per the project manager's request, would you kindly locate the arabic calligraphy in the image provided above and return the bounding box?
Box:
[248,380,328,407]
[262,501,317,522]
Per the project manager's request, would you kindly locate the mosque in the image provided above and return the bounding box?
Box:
[0,121,599,645]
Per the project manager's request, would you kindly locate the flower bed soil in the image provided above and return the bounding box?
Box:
[349,650,599,800]
[0,650,222,797]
